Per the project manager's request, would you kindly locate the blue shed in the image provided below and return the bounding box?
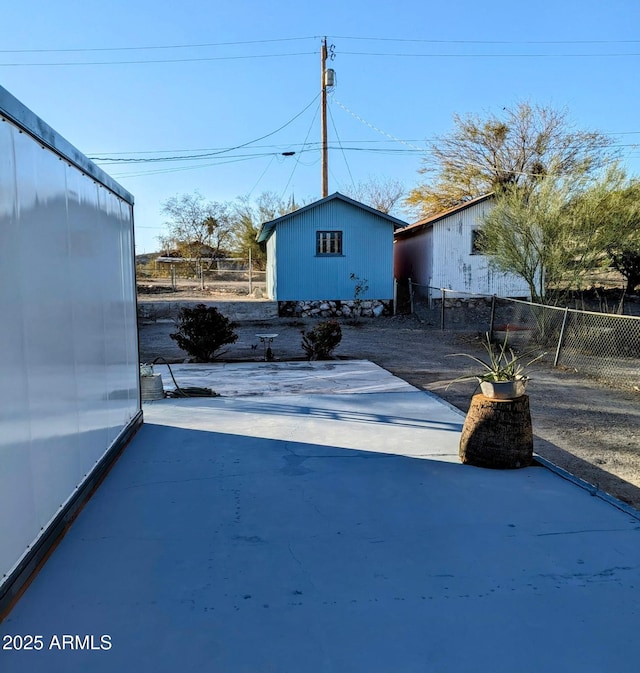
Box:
[257,193,406,315]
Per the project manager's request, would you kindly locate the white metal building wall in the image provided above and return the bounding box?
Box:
[430,201,530,298]
[0,88,140,598]
[266,232,277,300]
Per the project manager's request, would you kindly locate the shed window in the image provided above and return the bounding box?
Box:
[316,230,343,255]
[471,229,486,255]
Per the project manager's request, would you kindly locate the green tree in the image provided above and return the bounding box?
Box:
[230,191,302,268]
[479,166,640,303]
[605,182,640,293]
[568,171,640,289]
[159,192,233,275]
[479,176,569,303]
[407,102,616,219]
[609,244,640,294]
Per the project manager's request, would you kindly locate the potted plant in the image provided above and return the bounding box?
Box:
[449,333,546,400]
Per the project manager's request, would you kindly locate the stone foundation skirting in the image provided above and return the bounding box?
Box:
[279,299,392,318]
[434,297,493,309]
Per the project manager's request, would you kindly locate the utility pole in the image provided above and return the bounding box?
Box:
[321,37,329,198]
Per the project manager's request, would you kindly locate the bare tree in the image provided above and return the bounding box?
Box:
[407,102,617,219]
[343,176,405,215]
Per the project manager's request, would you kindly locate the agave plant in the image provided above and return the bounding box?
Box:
[448,332,546,386]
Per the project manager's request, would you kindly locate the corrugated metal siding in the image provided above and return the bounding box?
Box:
[394,199,531,297]
[266,234,276,299]
[274,199,394,301]
[427,201,530,298]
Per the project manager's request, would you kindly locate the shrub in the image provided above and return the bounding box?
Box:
[170,304,238,361]
[301,320,342,360]
[349,273,369,322]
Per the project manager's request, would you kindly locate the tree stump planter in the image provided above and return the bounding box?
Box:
[459,394,533,469]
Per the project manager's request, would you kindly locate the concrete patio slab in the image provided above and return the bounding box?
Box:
[2,362,640,672]
[142,391,463,462]
[153,360,417,396]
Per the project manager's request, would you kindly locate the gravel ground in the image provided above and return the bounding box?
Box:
[139,311,640,509]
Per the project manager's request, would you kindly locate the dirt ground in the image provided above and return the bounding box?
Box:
[138,306,640,510]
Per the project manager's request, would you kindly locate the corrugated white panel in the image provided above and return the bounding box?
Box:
[431,201,530,298]
[0,112,139,585]
[266,233,277,300]
[394,200,531,298]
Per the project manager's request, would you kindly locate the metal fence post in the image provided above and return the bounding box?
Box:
[441,288,446,331]
[554,307,570,367]
[408,277,414,315]
[489,294,496,339]
[198,259,204,290]
[248,249,253,295]
[393,278,398,315]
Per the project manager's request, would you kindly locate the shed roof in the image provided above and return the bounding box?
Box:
[256,192,407,243]
[394,193,494,240]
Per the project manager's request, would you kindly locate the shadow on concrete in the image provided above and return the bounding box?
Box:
[4,420,640,671]
[200,397,465,433]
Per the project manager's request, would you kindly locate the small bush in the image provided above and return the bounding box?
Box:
[301,320,342,360]
[170,304,238,361]
[349,273,369,323]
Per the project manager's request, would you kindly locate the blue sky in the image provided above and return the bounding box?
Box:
[2,0,639,252]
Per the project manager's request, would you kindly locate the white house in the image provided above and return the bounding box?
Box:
[394,194,531,299]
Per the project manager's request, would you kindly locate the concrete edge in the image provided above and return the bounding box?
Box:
[533,455,640,522]
[420,389,466,417]
[420,390,640,521]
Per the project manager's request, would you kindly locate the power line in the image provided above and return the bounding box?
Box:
[5,46,640,68]
[328,102,356,189]
[330,36,640,45]
[280,100,321,199]
[96,142,639,173]
[91,93,321,163]
[0,52,316,67]
[87,139,428,155]
[5,49,638,68]
[332,97,424,151]
[92,140,639,168]
[94,146,426,167]
[341,50,640,58]
[5,34,639,55]
[111,154,265,179]
[87,131,640,157]
[0,36,318,53]
[247,155,277,198]
[108,143,639,180]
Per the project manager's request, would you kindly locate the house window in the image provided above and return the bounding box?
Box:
[316,230,343,255]
[471,229,486,255]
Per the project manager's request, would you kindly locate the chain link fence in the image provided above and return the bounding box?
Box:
[136,257,266,296]
[408,282,640,391]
